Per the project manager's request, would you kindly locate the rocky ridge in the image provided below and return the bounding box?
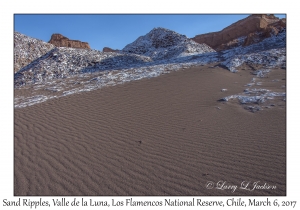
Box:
[49,34,90,49]
[14,47,153,87]
[14,32,55,72]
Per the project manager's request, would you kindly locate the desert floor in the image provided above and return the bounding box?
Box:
[14,64,286,195]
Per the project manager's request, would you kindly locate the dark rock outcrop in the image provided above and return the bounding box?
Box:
[103,47,119,52]
[48,34,90,49]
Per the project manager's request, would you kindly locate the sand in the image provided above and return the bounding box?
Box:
[14,65,286,196]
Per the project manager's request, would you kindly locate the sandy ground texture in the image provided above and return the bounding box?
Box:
[14,64,286,196]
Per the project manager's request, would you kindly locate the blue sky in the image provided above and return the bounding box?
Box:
[14,14,286,51]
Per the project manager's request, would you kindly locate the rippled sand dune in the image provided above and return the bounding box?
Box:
[14,65,286,196]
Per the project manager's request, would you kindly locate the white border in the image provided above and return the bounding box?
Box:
[1,1,298,209]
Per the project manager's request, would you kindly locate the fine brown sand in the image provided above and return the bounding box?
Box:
[14,65,286,196]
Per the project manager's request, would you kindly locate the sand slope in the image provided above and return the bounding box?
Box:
[14,65,286,195]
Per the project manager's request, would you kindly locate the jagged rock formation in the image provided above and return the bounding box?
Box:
[192,14,286,51]
[49,34,90,49]
[103,47,119,52]
[14,32,55,72]
[122,27,215,60]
